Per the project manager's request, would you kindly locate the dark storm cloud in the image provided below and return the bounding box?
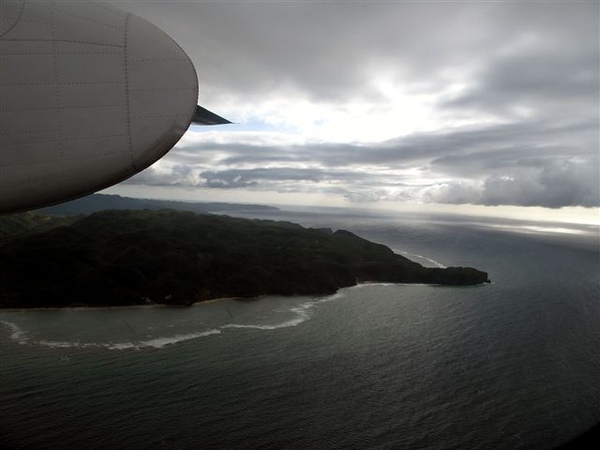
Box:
[113,1,598,208]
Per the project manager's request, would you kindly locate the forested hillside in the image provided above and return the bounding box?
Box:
[0,210,489,308]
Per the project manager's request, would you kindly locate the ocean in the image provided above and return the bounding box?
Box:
[1,208,599,449]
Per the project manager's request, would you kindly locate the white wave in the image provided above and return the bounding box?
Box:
[135,329,222,349]
[0,320,29,344]
[221,290,349,331]
[419,256,446,268]
[353,282,397,288]
[222,317,305,331]
[36,329,223,351]
[317,289,347,302]
[38,340,97,349]
[105,342,138,350]
[400,250,446,268]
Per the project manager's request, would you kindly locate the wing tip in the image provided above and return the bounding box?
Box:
[192,105,232,125]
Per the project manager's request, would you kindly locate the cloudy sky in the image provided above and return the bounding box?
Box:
[106,0,599,220]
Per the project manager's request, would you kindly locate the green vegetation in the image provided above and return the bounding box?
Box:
[0,212,78,240]
[0,210,489,308]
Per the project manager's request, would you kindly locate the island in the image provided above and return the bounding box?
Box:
[0,209,490,308]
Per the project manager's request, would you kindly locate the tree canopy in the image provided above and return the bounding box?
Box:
[0,210,489,308]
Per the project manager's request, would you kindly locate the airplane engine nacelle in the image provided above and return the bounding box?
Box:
[0,1,199,213]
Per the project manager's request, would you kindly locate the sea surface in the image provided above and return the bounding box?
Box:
[1,208,599,449]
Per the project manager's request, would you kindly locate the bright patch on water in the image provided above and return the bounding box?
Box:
[487,224,591,235]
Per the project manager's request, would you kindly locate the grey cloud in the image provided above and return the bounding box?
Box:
[440,3,599,119]
[111,1,384,102]
[178,118,597,173]
[349,158,599,208]
[109,0,598,121]
[479,159,599,208]
[202,173,257,189]
[114,1,599,103]
[128,166,385,190]
[390,150,598,208]
[442,50,599,118]
[422,182,481,205]
[201,168,323,189]
[130,115,598,207]
[112,1,598,209]
[126,165,202,187]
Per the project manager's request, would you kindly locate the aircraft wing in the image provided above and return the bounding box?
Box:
[193,105,232,125]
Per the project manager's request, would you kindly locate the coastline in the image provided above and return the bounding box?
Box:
[0,296,240,313]
[0,281,490,313]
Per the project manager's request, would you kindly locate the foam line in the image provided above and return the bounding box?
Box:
[0,320,29,344]
[0,288,353,351]
[400,251,446,268]
[36,329,224,351]
[136,329,222,349]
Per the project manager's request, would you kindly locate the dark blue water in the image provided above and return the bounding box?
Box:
[1,209,599,449]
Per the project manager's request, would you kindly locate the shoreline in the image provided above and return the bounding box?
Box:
[0,296,243,313]
[0,280,490,313]
[0,288,341,313]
